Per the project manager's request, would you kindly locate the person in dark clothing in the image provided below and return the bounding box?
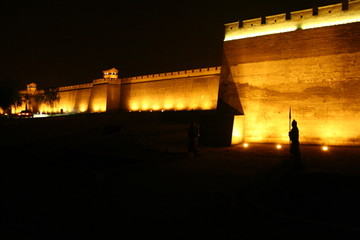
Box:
[188,121,200,154]
[289,119,301,170]
[289,120,299,145]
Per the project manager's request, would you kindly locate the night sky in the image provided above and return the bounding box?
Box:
[1,0,339,89]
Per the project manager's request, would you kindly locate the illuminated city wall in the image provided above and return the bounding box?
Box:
[106,81,122,111]
[9,1,360,147]
[221,1,360,145]
[88,81,108,113]
[38,84,93,113]
[121,67,221,111]
[16,67,220,114]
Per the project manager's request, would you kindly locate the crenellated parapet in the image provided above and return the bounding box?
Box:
[121,67,221,84]
[92,78,121,85]
[58,83,93,92]
[225,0,360,41]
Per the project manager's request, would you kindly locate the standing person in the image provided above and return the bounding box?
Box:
[188,121,200,154]
[289,119,301,169]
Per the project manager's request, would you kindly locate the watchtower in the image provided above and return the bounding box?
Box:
[27,83,37,94]
[103,68,118,80]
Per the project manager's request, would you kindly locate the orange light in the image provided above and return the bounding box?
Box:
[243,143,249,148]
[322,146,329,151]
[276,144,282,149]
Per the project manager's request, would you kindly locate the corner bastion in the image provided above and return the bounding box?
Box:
[219,0,360,146]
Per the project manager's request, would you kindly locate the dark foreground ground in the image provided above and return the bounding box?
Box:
[1,112,360,239]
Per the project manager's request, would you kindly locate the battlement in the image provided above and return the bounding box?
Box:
[121,66,221,84]
[58,83,93,92]
[93,78,121,84]
[225,0,360,41]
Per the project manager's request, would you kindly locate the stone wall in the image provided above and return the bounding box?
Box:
[120,67,221,111]
[220,20,360,145]
[122,76,220,112]
[37,84,93,113]
[18,67,220,115]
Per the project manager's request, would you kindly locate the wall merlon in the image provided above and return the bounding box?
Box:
[319,3,343,14]
[242,18,262,28]
[290,8,313,20]
[265,13,287,24]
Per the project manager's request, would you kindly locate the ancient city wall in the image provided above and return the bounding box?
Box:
[120,67,221,111]
[220,0,360,146]
[38,83,93,113]
[15,67,220,114]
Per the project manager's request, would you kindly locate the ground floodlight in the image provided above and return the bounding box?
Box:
[322,146,329,151]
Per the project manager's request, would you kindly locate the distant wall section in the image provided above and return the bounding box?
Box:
[121,67,221,111]
[38,84,93,113]
[15,67,220,114]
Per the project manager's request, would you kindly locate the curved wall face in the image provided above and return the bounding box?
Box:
[220,22,360,145]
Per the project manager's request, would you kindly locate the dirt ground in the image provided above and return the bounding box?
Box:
[1,113,360,239]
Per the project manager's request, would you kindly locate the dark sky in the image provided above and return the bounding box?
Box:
[1,0,339,88]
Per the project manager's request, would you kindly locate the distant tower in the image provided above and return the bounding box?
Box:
[27,83,37,94]
[103,68,119,80]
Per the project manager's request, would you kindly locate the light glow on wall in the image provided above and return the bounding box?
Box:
[128,98,215,112]
[164,101,174,110]
[38,104,58,114]
[79,105,88,112]
[141,100,150,111]
[91,104,106,112]
[231,115,245,145]
[11,102,27,114]
[152,104,161,111]
[129,98,216,112]
[129,101,213,111]
[130,101,140,111]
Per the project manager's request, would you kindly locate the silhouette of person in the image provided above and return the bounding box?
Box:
[289,119,301,169]
[289,120,299,145]
[188,121,200,154]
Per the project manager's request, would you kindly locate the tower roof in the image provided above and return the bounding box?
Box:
[103,68,118,74]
